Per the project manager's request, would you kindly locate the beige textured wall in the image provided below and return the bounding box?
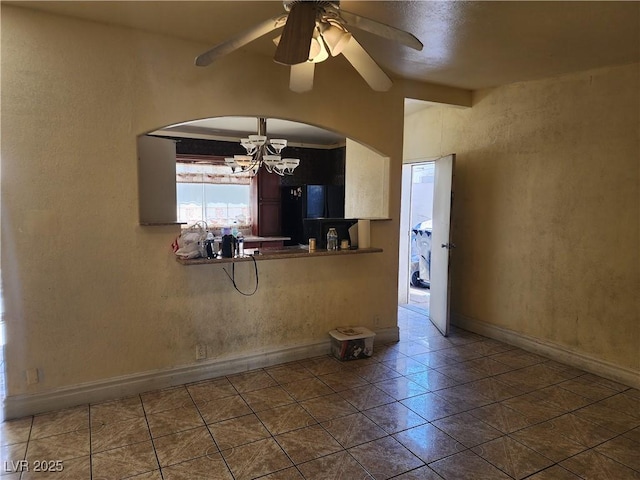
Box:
[404,63,640,371]
[345,139,390,219]
[0,6,469,400]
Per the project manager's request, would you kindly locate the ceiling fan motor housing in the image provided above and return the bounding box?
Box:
[283,1,340,13]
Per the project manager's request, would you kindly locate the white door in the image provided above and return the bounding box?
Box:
[429,154,455,336]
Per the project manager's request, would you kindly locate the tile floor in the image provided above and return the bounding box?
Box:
[1,307,639,479]
[408,287,430,314]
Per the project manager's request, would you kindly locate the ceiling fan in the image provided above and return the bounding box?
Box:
[195,1,423,93]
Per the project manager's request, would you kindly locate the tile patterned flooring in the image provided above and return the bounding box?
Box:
[1,307,639,479]
[408,287,430,314]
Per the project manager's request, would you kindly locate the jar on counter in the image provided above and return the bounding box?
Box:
[327,228,338,251]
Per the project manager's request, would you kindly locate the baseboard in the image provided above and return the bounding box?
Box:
[374,326,400,344]
[3,340,330,420]
[452,312,640,389]
[3,326,399,420]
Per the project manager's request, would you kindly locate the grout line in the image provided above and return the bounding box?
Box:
[139,394,166,480]
[88,404,93,480]
[180,385,235,478]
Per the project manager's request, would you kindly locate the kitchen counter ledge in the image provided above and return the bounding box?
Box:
[176,246,383,265]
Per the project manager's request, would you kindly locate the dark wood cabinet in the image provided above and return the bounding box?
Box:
[280,146,345,187]
[258,202,281,236]
[251,169,281,236]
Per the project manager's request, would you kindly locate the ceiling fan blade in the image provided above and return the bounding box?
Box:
[195,14,287,66]
[340,10,423,51]
[289,62,315,93]
[341,37,392,91]
[274,2,318,65]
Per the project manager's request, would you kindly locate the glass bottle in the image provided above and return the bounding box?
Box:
[236,231,244,257]
[205,231,215,258]
[327,228,338,251]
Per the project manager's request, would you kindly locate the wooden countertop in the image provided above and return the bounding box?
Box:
[176,246,383,265]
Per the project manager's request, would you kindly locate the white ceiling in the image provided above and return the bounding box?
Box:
[9,0,638,144]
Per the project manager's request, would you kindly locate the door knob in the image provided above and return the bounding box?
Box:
[441,243,456,249]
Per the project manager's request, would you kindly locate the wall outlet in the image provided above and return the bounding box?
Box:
[373,315,381,327]
[26,368,39,385]
[195,344,207,361]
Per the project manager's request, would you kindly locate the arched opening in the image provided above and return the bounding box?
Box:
[138,116,390,243]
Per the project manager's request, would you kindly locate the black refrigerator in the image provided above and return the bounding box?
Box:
[281,185,345,246]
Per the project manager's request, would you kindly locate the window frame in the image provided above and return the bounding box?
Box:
[176,154,254,231]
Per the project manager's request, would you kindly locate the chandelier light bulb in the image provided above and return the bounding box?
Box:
[283,158,300,174]
[269,139,287,153]
[262,154,282,173]
[240,138,256,154]
[234,155,253,168]
[225,157,239,172]
[248,135,267,146]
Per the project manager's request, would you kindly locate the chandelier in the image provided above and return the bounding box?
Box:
[225,118,300,176]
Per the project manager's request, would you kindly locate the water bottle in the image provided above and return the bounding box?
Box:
[236,232,244,257]
[205,231,215,259]
[327,228,338,251]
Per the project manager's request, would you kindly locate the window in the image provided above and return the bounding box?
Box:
[176,161,252,230]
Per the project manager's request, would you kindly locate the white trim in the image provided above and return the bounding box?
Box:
[3,326,400,420]
[452,312,639,389]
[398,163,412,305]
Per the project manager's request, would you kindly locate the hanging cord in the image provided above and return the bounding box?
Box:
[222,256,259,296]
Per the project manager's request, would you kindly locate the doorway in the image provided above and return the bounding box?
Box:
[399,161,435,315]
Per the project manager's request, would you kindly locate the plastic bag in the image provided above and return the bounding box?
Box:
[173,222,207,259]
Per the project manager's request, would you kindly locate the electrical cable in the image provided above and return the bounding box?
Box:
[222,256,259,296]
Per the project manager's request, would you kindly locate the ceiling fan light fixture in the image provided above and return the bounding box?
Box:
[195,0,423,93]
[309,29,330,63]
[308,36,321,60]
[320,22,351,56]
